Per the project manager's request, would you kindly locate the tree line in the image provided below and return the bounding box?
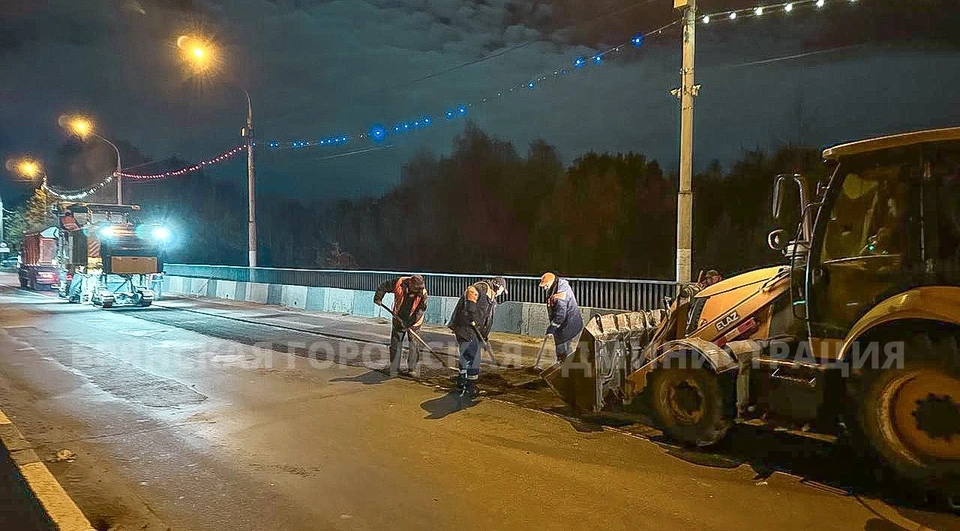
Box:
[4,123,826,280]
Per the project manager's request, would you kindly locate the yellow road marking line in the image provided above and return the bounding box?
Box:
[18,462,95,531]
[0,407,95,531]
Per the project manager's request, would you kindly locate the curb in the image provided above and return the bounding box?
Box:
[0,408,95,531]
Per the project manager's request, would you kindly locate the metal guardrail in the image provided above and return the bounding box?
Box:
[163,264,678,311]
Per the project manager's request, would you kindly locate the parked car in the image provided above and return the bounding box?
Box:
[0,256,19,270]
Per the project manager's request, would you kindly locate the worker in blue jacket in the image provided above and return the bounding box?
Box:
[538,272,584,362]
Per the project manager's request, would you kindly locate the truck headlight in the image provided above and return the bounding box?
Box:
[152,226,171,242]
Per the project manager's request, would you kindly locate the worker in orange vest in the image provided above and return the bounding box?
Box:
[374,275,428,377]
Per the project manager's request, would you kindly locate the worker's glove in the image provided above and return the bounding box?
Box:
[545,324,557,336]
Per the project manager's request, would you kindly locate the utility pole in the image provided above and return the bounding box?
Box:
[673,0,699,285]
[242,89,257,268]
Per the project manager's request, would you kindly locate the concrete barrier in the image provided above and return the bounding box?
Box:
[161,275,623,336]
[247,282,269,304]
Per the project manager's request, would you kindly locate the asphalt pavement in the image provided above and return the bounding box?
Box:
[0,272,956,531]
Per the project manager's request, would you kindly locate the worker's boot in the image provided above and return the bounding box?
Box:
[464,379,479,400]
[456,371,467,392]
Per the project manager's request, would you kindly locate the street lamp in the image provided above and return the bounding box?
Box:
[58,114,123,204]
[4,156,49,249]
[5,156,47,186]
[178,34,258,268]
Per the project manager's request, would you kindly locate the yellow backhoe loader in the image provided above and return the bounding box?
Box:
[544,127,960,498]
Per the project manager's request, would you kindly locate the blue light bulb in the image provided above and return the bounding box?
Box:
[593,55,603,65]
[457,105,467,115]
[422,116,432,125]
[528,81,535,89]
[632,34,644,47]
[574,56,586,68]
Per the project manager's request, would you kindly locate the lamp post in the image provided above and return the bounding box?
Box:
[241,87,257,269]
[60,116,123,204]
[180,36,258,268]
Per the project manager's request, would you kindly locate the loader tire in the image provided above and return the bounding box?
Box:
[648,360,732,447]
[857,331,960,495]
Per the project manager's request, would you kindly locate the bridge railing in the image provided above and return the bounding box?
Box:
[163,264,678,311]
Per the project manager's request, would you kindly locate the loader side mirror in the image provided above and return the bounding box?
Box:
[772,176,786,220]
[768,229,789,251]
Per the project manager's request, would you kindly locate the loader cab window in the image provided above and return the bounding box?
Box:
[811,154,920,337]
[931,149,960,283]
[821,166,908,261]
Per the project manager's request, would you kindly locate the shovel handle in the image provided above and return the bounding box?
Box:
[533,334,550,369]
[377,302,404,327]
[378,302,452,370]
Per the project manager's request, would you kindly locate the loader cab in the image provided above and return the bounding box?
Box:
[802,128,960,340]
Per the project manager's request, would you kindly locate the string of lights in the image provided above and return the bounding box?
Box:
[40,145,244,198]
[265,0,865,152]
[117,145,244,180]
[43,175,115,201]
[265,19,683,151]
[699,0,853,24]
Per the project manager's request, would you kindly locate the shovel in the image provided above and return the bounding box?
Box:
[524,334,551,373]
[470,323,501,366]
[377,302,453,370]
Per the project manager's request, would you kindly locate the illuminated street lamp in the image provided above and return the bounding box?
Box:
[3,156,49,248]
[178,34,257,268]
[59,114,123,204]
[6,155,49,189]
[5,156,47,185]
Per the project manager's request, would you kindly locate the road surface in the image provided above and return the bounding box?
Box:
[0,273,956,531]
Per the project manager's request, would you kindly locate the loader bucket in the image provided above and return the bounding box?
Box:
[542,310,666,415]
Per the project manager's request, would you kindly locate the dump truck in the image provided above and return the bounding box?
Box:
[544,127,960,498]
[18,227,59,290]
[52,202,169,308]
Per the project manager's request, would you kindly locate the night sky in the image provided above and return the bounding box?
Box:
[2,0,959,203]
